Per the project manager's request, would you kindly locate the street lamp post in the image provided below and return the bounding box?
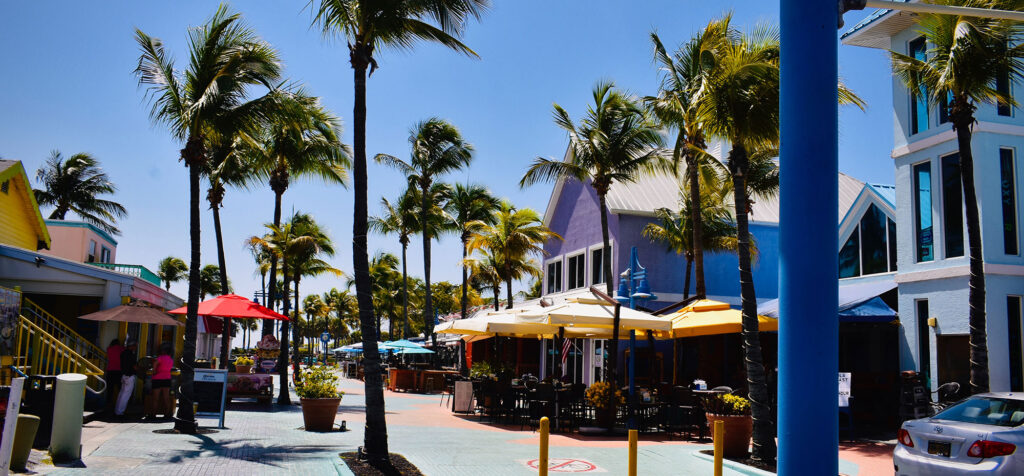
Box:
[615,247,656,430]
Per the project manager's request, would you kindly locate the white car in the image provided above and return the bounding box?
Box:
[894,393,1024,475]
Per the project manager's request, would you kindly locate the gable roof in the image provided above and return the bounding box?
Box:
[841,0,918,49]
[0,160,51,248]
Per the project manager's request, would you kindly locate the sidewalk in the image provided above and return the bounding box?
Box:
[29,374,893,475]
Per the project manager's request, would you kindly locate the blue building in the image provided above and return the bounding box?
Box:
[844,9,1024,392]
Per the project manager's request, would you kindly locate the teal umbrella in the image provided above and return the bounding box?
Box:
[381,339,424,350]
[395,346,434,354]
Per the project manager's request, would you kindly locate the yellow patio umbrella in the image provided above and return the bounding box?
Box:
[434,304,622,339]
[663,299,778,338]
[514,297,672,333]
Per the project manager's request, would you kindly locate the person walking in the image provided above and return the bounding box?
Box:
[145,343,174,421]
[114,339,138,418]
[104,338,124,415]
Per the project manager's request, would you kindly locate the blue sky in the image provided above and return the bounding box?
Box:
[0,1,888,306]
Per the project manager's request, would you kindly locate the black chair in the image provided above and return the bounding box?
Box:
[439,373,457,408]
[525,383,555,431]
[556,384,587,432]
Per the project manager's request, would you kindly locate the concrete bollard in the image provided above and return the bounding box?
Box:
[11,414,40,471]
[628,429,638,476]
[713,420,724,476]
[50,373,87,462]
[538,416,549,476]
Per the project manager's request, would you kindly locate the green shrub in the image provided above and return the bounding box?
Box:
[295,365,344,399]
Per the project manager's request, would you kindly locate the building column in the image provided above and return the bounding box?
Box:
[778,0,839,474]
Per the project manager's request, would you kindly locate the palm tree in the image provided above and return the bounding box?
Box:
[241,91,350,335]
[199,264,229,299]
[521,81,666,295]
[33,151,127,235]
[304,294,330,356]
[464,251,504,312]
[369,191,418,338]
[348,253,402,338]
[647,24,730,298]
[288,214,342,370]
[889,0,1023,394]
[377,118,472,347]
[466,201,558,309]
[642,176,745,298]
[308,1,488,463]
[156,256,188,291]
[446,184,499,315]
[134,5,282,433]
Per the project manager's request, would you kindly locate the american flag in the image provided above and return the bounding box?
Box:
[561,338,572,368]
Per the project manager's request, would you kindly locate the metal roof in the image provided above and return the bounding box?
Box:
[841,1,919,49]
[602,168,866,224]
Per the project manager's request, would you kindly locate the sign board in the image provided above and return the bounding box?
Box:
[452,381,475,413]
[260,359,276,371]
[838,372,852,407]
[0,377,24,476]
[194,369,228,428]
[320,332,330,344]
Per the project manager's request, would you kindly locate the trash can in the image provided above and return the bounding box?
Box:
[21,375,56,449]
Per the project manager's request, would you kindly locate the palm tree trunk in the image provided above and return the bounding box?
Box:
[350,45,389,464]
[277,262,291,405]
[952,106,988,394]
[493,286,500,311]
[293,278,301,376]
[459,237,469,375]
[212,197,232,370]
[174,136,203,434]
[683,255,693,300]
[421,183,436,350]
[264,191,283,336]
[505,278,513,310]
[598,192,615,296]
[401,242,410,339]
[688,152,706,297]
[729,143,775,463]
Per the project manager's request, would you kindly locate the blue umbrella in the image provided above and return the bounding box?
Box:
[395,346,434,355]
[381,339,424,350]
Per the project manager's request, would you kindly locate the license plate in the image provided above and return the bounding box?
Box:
[928,440,951,457]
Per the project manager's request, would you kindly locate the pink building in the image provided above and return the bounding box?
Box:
[39,219,117,264]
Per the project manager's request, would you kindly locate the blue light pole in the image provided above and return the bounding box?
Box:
[779,0,839,473]
[615,247,655,429]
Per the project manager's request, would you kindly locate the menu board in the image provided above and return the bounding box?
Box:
[194,369,228,428]
[838,372,852,407]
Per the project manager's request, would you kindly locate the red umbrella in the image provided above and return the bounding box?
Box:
[168,294,288,320]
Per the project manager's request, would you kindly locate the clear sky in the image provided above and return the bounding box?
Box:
[0,1,888,309]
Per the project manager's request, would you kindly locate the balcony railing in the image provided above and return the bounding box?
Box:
[87,262,162,287]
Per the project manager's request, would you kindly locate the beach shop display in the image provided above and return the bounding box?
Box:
[295,365,344,431]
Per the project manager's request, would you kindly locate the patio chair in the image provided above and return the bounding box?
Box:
[525,383,555,431]
[555,384,586,433]
[439,373,457,408]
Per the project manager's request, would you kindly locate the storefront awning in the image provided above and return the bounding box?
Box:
[758,277,897,323]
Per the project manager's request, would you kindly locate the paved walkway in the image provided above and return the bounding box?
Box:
[28,374,892,475]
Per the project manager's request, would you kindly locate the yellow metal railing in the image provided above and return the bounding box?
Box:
[21,297,106,367]
[14,315,105,392]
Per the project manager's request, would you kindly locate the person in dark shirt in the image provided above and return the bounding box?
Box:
[114,340,138,416]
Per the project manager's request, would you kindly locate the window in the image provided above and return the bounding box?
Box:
[546,260,563,294]
[839,226,860,278]
[888,218,898,272]
[566,254,585,290]
[1001,148,1019,255]
[941,153,965,258]
[0,180,8,194]
[916,300,931,384]
[909,37,930,135]
[87,240,97,263]
[591,246,611,285]
[939,93,951,125]
[100,246,112,264]
[998,67,1013,117]
[860,204,889,275]
[1009,296,1023,392]
[914,162,934,262]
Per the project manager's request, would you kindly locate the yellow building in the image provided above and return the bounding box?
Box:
[0,159,50,250]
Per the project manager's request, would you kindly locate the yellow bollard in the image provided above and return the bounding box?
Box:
[539,416,549,476]
[628,429,638,476]
[713,420,724,476]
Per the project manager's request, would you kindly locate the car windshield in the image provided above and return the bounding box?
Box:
[934,396,1024,427]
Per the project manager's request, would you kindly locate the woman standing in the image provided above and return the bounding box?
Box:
[146,343,174,420]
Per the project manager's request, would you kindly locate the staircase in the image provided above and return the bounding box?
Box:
[4,296,107,393]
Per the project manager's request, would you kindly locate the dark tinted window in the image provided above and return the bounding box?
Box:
[942,154,964,258]
[546,261,562,294]
[914,162,934,262]
[1001,149,1019,255]
[591,246,610,285]
[888,219,898,272]
[1009,296,1023,392]
[909,37,930,134]
[839,227,860,278]
[567,254,585,289]
[934,396,1024,427]
[998,67,1013,117]
[860,204,889,275]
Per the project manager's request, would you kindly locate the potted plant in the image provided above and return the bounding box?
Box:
[296,365,344,431]
[585,381,624,430]
[704,393,753,457]
[234,356,254,374]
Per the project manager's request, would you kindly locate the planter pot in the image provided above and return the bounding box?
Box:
[596,406,617,429]
[301,397,341,431]
[706,413,753,458]
[235,365,252,374]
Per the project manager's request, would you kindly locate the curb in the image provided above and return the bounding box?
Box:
[692,449,775,476]
[334,456,356,476]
